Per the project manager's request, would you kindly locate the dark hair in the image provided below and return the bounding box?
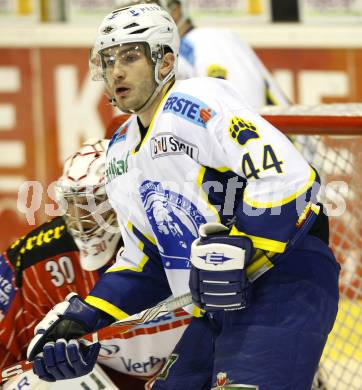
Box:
[163,45,173,54]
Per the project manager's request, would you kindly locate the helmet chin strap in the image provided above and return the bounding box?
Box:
[134,60,175,114]
[108,56,176,115]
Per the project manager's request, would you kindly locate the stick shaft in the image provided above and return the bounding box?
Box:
[0,292,192,385]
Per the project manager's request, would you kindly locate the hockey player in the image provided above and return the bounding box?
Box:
[1,139,190,389]
[27,4,340,389]
[114,0,289,108]
[166,0,289,107]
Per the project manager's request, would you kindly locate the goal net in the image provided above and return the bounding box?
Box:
[260,104,362,390]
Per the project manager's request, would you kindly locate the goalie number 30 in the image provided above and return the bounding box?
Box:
[45,256,75,287]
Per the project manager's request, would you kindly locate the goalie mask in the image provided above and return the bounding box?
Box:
[90,3,179,114]
[56,139,122,271]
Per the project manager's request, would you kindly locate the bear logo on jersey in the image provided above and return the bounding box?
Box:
[229,116,260,146]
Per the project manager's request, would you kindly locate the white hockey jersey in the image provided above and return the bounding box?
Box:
[177,27,289,108]
[86,77,319,318]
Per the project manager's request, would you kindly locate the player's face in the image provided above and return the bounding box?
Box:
[102,43,156,112]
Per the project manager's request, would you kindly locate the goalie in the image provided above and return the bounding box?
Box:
[0,139,191,389]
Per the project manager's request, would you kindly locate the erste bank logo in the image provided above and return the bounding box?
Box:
[150,133,199,160]
[163,93,216,128]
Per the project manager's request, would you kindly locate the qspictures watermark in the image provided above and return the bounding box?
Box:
[16,178,349,230]
[16,180,118,235]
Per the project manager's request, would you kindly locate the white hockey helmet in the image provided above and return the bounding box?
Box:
[56,139,122,271]
[90,3,179,113]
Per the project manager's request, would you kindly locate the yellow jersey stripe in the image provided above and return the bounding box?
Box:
[85,295,129,320]
[127,220,157,245]
[230,226,286,253]
[106,239,149,273]
[266,87,278,105]
[214,166,232,173]
[106,222,150,273]
[244,167,316,208]
[132,84,175,155]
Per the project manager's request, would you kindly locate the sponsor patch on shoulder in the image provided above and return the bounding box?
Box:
[163,92,216,128]
[150,133,199,160]
[109,123,129,147]
[0,254,16,315]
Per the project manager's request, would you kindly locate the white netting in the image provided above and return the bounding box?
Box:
[263,105,362,390]
[297,135,362,390]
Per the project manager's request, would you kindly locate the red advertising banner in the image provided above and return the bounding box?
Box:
[0,46,361,250]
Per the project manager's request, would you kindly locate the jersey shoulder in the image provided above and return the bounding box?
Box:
[158,78,220,130]
[5,216,77,270]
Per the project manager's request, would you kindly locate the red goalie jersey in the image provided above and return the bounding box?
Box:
[0,216,191,388]
[0,216,101,370]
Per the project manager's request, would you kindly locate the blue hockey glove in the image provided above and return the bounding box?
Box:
[189,223,253,311]
[32,339,101,382]
[27,293,113,382]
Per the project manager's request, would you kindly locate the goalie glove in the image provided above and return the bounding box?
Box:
[26,293,113,382]
[189,223,253,311]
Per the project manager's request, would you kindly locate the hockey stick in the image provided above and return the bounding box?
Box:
[0,292,192,385]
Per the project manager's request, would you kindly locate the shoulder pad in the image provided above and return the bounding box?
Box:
[6,217,77,270]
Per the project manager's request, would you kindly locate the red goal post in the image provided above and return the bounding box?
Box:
[261,103,362,390]
[261,103,362,135]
